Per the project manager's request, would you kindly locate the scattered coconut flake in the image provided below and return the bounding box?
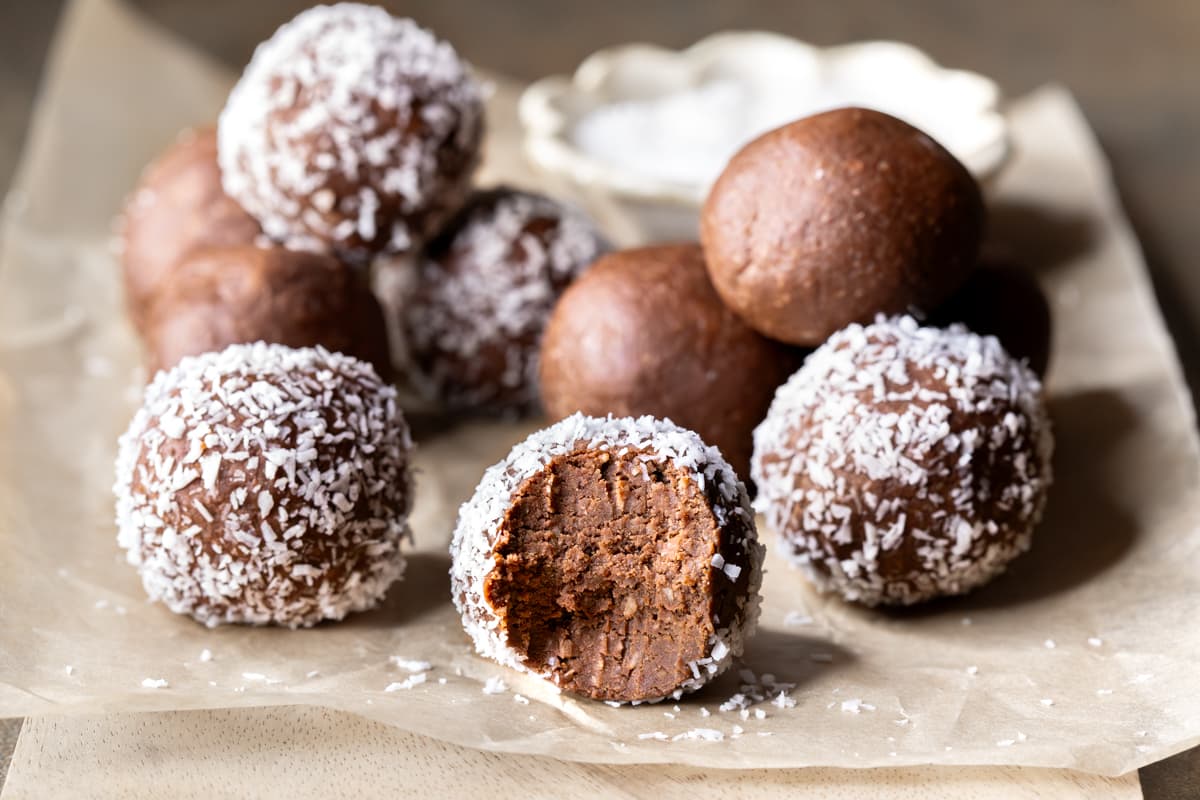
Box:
[513,694,529,705]
[1044,639,1057,649]
[1040,698,1055,707]
[141,678,168,689]
[783,610,813,627]
[390,657,433,673]
[1130,673,1154,684]
[997,739,1016,747]
[840,698,875,714]
[199,648,213,663]
[638,732,669,741]
[482,676,508,695]
[672,728,724,742]
[664,712,676,720]
[1097,688,1113,696]
[961,617,973,626]
[64,665,75,676]
[700,707,711,717]
[385,673,428,692]
[1087,637,1103,647]
[754,709,767,720]
[306,670,321,679]
[966,665,979,676]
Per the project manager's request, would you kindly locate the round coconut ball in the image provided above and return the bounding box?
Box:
[119,126,261,333]
[451,413,763,703]
[142,244,391,379]
[539,243,803,480]
[218,4,484,264]
[702,107,985,346]
[114,342,414,627]
[752,316,1053,606]
[399,187,607,415]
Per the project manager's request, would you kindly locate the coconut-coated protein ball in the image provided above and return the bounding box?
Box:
[114,342,414,628]
[752,316,1053,606]
[218,3,485,264]
[399,187,607,415]
[451,413,764,703]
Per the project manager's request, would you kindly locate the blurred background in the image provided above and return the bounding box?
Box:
[2,0,1197,392]
[0,2,1198,795]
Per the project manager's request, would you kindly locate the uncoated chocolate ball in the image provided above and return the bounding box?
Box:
[118,127,261,334]
[539,243,803,480]
[701,107,985,346]
[141,244,391,380]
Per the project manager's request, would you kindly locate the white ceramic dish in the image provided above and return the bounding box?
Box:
[519,32,1010,243]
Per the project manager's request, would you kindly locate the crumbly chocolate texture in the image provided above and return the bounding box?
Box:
[452,414,763,703]
[114,343,414,628]
[141,244,392,380]
[926,260,1052,377]
[752,316,1053,606]
[539,243,803,480]
[218,4,484,264]
[399,187,607,415]
[118,126,261,333]
[701,107,985,346]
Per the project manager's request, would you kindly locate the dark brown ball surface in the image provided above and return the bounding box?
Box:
[142,245,391,380]
[539,243,803,480]
[119,127,261,333]
[926,260,1052,377]
[399,187,607,415]
[701,107,985,346]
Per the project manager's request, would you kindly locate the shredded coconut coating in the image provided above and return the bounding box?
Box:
[450,413,764,702]
[400,188,608,414]
[752,315,1053,606]
[218,4,484,263]
[114,342,414,628]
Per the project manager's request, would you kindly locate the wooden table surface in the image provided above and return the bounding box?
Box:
[1,1,1197,796]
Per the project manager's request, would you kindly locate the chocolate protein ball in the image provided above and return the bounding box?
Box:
[701,107,985,346]
[119,126,261,333]
[452,414,764,703]
[539,243,802,480]
[141,244,391,379]
[399,187,607,415]
[926,260,1052,377]
[218,4,484,264]
[752,316,1053,606]
[114,343,413,628]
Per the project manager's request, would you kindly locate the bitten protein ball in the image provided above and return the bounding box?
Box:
[141,244,392,379]
[114,343,414,628]
[451,414,764,703]
[752,316,1053,606]
[539,243,803,480]
[218,4,484,263]
[702,107,985,346]
[926,260,1052,377]
[119,126,261,332]
[400,188,607,414]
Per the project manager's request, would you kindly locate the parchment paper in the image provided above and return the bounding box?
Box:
[2,0,1200,776]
